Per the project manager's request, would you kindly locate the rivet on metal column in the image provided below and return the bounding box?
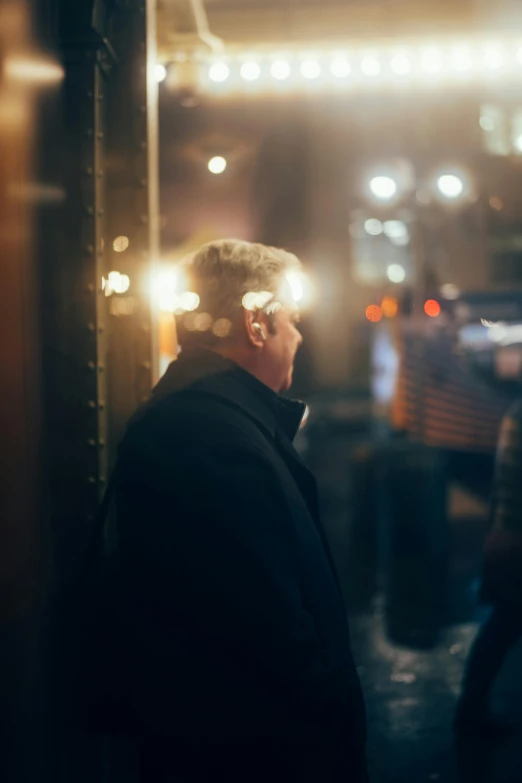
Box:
[48,1,117,573]
[104,0,159,466]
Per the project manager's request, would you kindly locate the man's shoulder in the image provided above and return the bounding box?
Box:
[123,387,266,457]
[147,385,256,426]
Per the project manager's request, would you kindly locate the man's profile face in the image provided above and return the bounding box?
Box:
[263,293,303,393]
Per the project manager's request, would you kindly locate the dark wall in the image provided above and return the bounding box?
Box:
[0,1,58,780]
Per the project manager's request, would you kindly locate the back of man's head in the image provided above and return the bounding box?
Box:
[175,239,300,349]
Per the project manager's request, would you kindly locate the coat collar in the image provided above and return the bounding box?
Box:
[150,350,342,594]
[151,348,306,444]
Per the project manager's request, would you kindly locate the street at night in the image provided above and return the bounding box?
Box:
[4,1,522,782]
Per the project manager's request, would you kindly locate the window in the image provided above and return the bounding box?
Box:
[350,214,413,285]
[480,104,522,157]
[480,104,509,156]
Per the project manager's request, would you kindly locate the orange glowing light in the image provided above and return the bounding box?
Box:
[381,296,398,318]
[366,304,383,323]
[424,299,441,317]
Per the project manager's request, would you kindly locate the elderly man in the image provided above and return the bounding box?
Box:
[116,240,368,782]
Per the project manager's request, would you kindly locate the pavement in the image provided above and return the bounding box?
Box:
[306,430,522,782]
[350,607,522,783]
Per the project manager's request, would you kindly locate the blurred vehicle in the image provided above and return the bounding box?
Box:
[363,290,522,643]
[375,291,522,488]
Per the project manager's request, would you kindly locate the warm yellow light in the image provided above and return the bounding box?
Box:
[242,291,274,311]
[201,41,522,96]
[364,218,384,236]
[451,48,472,72]
[390,53,411,75]
[240,61,261,81]
[152,268,181,312]
[208,156,227,174]
[361,56,381,76]
[300,60,321,80]
[437,174,464,200]
[484,48,503,70]
[480,115,495,131]
[113,235,130,253]
[183,313,197,331]
[285,270,314,309]
[441,283,460,300]
[384,220,408,241]
[381,296,399,318]
[366,305,383,323]
[195,313,213,332]
[387,264,406,284]
[117,274,130,294]
[271,59,291,80]
[154,64,167,83]
[213,318,232,338]
[330,58,351,78]
[425,299,441,318]
[5,57,64,85]
[369,176,398,201]
[286,272,304,303]
[150,268,202,314]
[421,49,443,74]
[178,292,200,312]
[209,62,230,82]
[106,270,130,296]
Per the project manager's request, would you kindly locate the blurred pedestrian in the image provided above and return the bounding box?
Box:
[455,398,522,737]
[115,240,368,781]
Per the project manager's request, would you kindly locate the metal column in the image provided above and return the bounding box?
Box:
[46,7,114,582]
[47,0,158,579]
[43,3,159,779]
[104,0,159,463]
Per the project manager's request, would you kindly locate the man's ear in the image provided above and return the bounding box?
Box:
[244,308,267,349]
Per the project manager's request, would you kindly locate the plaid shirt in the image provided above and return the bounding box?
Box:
[492,399,522,534]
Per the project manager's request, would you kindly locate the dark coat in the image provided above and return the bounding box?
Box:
[116,349,367,781]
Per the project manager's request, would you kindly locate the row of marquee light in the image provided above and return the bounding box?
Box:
[155,40,522,91]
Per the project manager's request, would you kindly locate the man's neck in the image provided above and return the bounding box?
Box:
[211,345,277,394]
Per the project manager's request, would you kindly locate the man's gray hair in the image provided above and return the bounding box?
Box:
[177,239,300,345]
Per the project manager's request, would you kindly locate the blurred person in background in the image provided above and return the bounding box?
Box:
[455,398,522,737]
[115,240,368,782]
